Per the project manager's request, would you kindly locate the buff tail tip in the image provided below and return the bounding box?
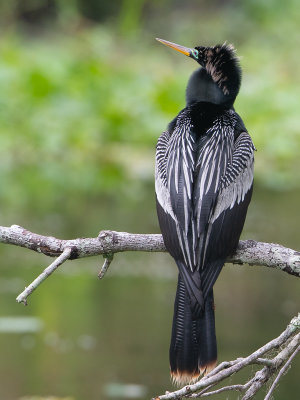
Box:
[170,360,217,387]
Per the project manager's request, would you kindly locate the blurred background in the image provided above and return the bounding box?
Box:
[0,1,299,399]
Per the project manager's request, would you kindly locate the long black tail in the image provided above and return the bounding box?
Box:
[169,274,217,385]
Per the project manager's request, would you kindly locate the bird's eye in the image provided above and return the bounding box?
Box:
[191,49,199,59]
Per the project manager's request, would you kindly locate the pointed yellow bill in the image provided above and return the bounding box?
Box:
[156,38,192,57]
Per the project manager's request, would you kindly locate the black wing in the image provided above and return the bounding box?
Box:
[199,131,255,298]
[155,109,254,304]
[162,111,237,272]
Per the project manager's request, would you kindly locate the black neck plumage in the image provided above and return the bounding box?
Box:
[185,68,238,108]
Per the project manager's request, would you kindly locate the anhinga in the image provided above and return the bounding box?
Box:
[155,38,255,385]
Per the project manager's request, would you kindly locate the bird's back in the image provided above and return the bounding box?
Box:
[156,101,251,269]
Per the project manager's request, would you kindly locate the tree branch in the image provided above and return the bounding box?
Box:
[264,342,300,400]
[0,224,299,306]
[0,225,299,272]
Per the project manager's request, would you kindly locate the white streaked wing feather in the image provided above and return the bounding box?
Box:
[165,114,196,270]
[211,132,255,222]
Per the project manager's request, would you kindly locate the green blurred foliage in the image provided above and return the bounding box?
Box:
[0,0,299,229]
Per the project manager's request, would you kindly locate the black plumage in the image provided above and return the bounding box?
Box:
[155,39,255,384]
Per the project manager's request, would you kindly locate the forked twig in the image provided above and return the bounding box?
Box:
[264,343,300,400]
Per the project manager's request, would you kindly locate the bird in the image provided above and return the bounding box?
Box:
[155,38,255,385]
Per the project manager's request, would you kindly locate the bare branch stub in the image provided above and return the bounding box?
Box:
[98,253,114,279]
[16,247,72,305]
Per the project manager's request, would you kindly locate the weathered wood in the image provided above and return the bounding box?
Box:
[0,225,299,277]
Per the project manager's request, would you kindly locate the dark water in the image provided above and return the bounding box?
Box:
[0,188,299,400]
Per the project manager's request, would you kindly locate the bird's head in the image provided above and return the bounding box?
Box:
[156,38,241,106]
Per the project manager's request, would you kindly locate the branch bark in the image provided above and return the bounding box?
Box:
[0,224,299,305]
[0,225,299,274]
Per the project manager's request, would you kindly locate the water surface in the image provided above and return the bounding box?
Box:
[0,188,299,400]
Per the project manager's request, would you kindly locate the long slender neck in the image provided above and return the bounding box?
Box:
[186,68,236,107]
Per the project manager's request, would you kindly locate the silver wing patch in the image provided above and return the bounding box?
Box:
[165,116,195,268]
[211,132,255,223]
[155,130,176,220]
